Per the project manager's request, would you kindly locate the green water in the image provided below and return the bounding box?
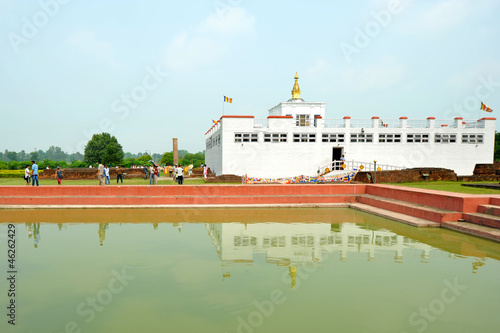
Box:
[1,208,499,333]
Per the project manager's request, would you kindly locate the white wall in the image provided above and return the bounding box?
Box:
[205,116,495,177]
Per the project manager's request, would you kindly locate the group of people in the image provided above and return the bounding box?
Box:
[97,162,123,185]
[23,161,63,186]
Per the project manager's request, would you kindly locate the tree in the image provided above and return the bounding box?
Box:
[161,152,173,165]
[84,133,124,166]
[495,132,500,161]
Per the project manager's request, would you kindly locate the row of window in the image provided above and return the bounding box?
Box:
[232,133,484,144]
[206,134,221,149]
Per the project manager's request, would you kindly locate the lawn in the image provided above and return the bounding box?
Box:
[0,177,216,186]
[390,181,500,195]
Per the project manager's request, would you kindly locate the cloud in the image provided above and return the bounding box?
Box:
[198,7,256,36]
[164,7,256,72]
[68,31,121,69]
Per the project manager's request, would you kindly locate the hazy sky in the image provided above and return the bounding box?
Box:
[1,0,499,154]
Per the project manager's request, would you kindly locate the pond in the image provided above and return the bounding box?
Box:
[1,208,499,333]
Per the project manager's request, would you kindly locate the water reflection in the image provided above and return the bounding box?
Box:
[25,223,41,248]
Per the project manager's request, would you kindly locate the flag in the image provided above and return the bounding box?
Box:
[224,96,232,103]
[481,102,493,112]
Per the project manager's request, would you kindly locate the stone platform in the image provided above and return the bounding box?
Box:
[0,184,499,242]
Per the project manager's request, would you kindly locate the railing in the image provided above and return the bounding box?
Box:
[350,119,373,128]
[324,119,345,128]
[406,120,428,128]
[319,160,407,174]
[434,120,455,128]
[253,119,268,128]
[379,119,402,128]
[464,121,485,129]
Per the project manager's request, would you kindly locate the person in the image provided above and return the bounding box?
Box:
[116,165,123,183]
[97,161,104,185]
[104,165,110,185]
[149,165,154,185]
[203,164,208,179]
[24,164,30,185]
[176,164,184,185]
[142,165,148,180]
[31,160,39,186]
[56,166,63,185]
[172,165,177,182]
[153,165,159,185]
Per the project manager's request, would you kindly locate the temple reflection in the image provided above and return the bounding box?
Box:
[206,222,435,266]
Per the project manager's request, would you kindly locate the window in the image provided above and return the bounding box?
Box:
[293,133,316,142]
[435,134,456,143]
[296,114,310,126]
[322,133,345,143]
[379,134,401,143]
[350,133,373,143]
[462,134,483,144]
[407,134,429,143]
[234,236,257,246]
[235,133,258,143]
[264,133,287,143]
[263,236,286,248]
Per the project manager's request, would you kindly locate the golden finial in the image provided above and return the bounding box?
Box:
[289,266,297,290]
[291,72,301,99]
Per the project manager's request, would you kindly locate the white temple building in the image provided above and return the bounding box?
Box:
[205,73,496,177]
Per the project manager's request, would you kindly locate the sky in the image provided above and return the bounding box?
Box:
[1,0,499,155]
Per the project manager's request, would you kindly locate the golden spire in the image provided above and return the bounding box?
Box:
[291,72,301,99]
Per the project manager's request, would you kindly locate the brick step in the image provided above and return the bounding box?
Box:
[350,203,440,228]
[442,221,500,243]
[477,204,500,217]
[490,197,500,206]
[0,194,358,206]
[357,195,462,223]
[0,185,366,197]
[462,212,500,229]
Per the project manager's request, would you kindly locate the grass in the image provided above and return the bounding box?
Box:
[389,180,500,195]
[0,177,240,186]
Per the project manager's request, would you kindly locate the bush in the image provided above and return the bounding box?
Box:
[0,170,24,178]
[8,161,19,170]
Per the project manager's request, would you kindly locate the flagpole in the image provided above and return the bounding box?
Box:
[223,96,225,115]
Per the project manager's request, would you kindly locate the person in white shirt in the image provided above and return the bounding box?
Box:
[104,166,110,185]
[24,165,30,185]
[176,165,184,185]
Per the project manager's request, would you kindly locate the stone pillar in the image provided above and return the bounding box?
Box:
[173,138,178,165]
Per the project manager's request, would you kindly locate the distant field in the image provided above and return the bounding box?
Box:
[390,181,500,195]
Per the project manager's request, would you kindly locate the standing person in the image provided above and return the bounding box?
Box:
[149,165,154,185]
[97,161,104,185]
[172,165,177,182]
[55,166,63,185]
[116,165,123,183]
[153,165,159,185]
[142,165,148,180]
[203,164,208,179]
[176,164,184,185]
[24,164,30,185]
[104,165,110,185]
[31,160,39,186]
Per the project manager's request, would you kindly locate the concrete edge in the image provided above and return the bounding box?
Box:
[0,203,351,210]
[349,203,441,228]
[442,222,500,243]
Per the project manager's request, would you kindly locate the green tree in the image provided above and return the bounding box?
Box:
[161,152,173,165]
[495,132,500,161]
[84,133,124,166]
[136,155,153,165]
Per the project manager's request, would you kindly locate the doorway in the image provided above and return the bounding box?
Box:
[332,148,343,170]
